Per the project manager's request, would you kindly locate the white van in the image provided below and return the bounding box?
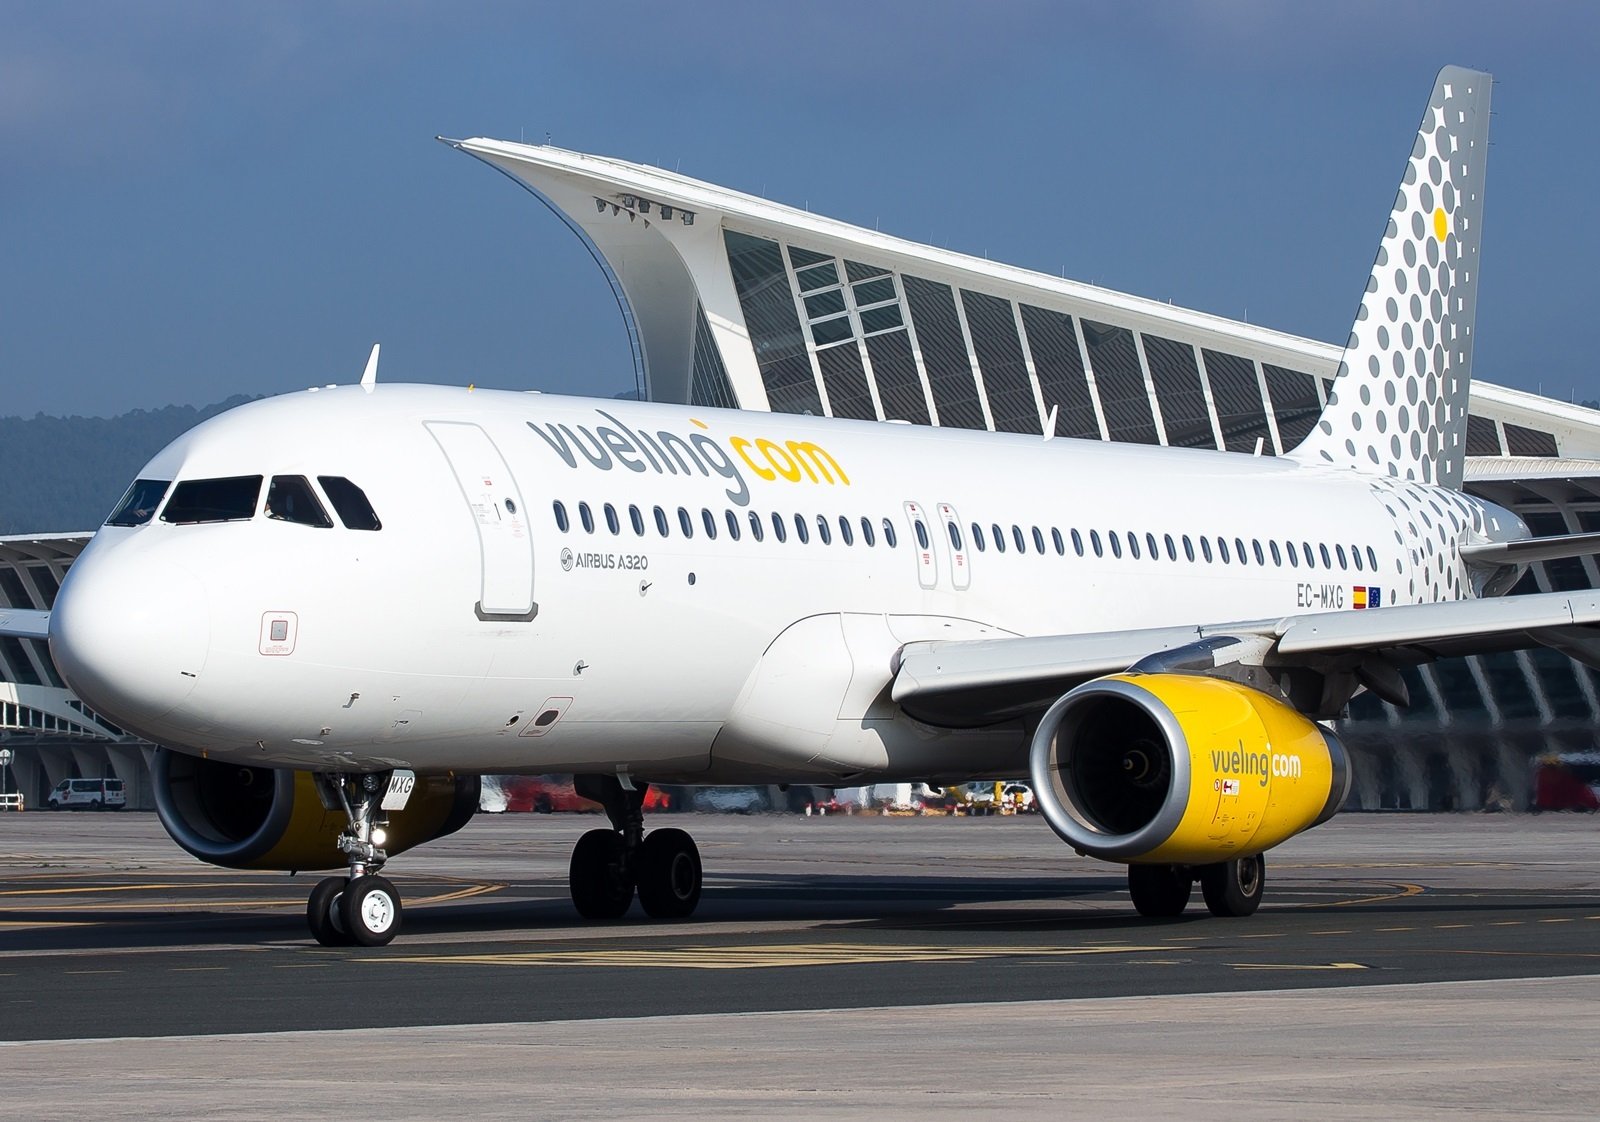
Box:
[47,778,126,811]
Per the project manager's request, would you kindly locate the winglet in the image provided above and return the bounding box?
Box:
[360,343,380,388]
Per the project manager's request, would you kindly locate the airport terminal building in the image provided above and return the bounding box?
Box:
[6,142,1600,811]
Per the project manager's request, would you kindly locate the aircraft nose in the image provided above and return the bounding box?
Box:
[49,544,210,725]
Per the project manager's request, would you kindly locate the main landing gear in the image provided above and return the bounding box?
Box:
[569,774,703,921]
[1127,853,1265,919]
[307,773,403,947]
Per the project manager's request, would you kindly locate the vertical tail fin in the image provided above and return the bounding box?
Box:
[1289,66,1491,489]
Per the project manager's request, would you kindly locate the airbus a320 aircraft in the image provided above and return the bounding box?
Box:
[6,67,1600,947]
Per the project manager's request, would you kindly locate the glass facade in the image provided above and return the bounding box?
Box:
[721,229,1567,471]
[689,304,739,410]
[724,232,821,415]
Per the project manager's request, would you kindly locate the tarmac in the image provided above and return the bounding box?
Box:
[3,810,1598,1117]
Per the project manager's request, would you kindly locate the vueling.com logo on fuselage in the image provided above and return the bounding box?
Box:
[527,410,849,507]
[1210,746,1303,788]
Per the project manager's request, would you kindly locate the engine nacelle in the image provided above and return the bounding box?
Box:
[1028,673,1350,865]
[152,748,479,871]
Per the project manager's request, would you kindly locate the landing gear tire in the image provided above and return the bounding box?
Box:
[636,828,702,919]
[1129,863,1191,918]
[307,875,351,946]
[570,828,634,920]
[1199,853,1265,918]
[340,874,402,946]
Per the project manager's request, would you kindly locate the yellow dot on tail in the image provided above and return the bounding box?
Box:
[1433,207,1449,241]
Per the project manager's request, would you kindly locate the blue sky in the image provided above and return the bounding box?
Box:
[4,1,1597,418]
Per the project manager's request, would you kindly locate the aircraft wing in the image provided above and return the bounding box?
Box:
[1459,531,1600,566]
[0,608,50,641]
[892,590,1600,727]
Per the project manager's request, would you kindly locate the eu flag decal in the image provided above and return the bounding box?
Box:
[1352,586,1383,609]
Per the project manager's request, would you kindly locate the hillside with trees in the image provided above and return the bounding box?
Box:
[0,397,256,534]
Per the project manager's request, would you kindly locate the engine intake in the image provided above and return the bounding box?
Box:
[1028,674,1350,865]
[152,748,479,871]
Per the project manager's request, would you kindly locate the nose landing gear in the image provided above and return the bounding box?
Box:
[569,774,703,921]
[306,772,403,947]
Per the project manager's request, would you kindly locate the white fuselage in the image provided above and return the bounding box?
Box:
[48,385,1524,783]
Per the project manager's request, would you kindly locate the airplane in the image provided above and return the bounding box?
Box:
[8,65,1600,948]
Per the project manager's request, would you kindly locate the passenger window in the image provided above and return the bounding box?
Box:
[107,479,170,527]
[795,514,810,544]
[605,503,620,534]
[1182,535,1194,562]
[816,515,831,545]
[994,525,1007,554]
[1321,543,1333,568]
[748,511,765,542]
[318,477,382,531]
[630,505,645,536]
[1072,529,1084,557]
[839,516,853,546]
[553,500,569,533]
[654,506,670,537]
[972,523,986,552]
[948,521,963,551]
[1235,538,1247,566]
[1109,531,1122,559]
[1032,527,1045,554]
[1216,538,1228,564]
[726,510,742,541]
[772,513,788,543]
[1200,537,1212,563]
[1254,539,1266,565]
[1127,532,1140,560]
[1270,541,1282,566]
[1052,528,1065,556]
[882,519,898,548]
[702,509,718,539]
[1286,542,1299,567]
[1164,533,1177,561]
[1012,525,1026,553]
[1090,530,1103,558]
[1146,532,1159,560]
[1366,546,1378,570]
[161,476,264,525]
[579,502,595,533]
[266,476,332,528]
[861,517,875,546]
[1351,545,1363,572]
[678,507,694,538]
[913,520,929,550]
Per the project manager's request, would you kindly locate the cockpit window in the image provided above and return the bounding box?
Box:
[160,476,263,524]
[318,476,382,531]
[266,476,333,528]
[106,479,170,526]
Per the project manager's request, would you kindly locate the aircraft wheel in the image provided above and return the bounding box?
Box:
[570,828,633,920]
[307,875,350,946]
[1128,863,1191,917]
[339,874,402,946]
[636,828,702,919]
[1199,854,1265,918]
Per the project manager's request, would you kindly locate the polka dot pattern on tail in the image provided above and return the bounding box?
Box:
[1291,67,1490,492]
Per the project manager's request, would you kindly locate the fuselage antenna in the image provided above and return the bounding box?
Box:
[360,343,381,389]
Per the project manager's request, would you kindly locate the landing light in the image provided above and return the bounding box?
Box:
[370,827,388,847]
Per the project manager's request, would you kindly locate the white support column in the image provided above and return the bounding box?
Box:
[1133,332,1168,447]
[1072,316,1111,441]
